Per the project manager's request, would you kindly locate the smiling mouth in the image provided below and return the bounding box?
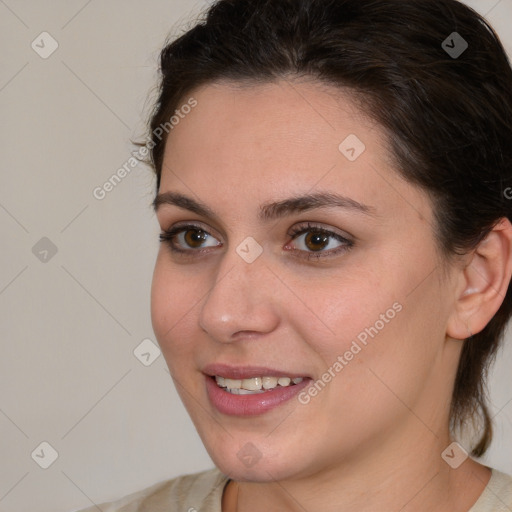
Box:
[213,375,305,395]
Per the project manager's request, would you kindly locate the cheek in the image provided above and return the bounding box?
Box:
[150,255,199,363]
[295,266,397,359]
[296,249,445,395]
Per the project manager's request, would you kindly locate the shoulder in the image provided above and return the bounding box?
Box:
[73,467,229,512]
[469,467,512,512]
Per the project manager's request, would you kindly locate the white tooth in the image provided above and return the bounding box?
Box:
[224,378,242,389]
[241,377,263,391]
[219,375,303,391]
[262,376,279,389]
[235,388,265,395]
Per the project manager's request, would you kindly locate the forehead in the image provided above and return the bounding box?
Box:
[164,80,375,180]
[159,78,432,227]
[165,78,375,158]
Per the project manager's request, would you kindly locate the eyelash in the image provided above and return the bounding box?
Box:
[158,222,354,261]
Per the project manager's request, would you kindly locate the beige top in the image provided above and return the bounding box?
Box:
[75,466,512,512]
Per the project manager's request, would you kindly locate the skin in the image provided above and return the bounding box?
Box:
[150,78,512,512]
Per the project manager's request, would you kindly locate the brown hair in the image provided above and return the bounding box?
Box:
[140,0,512,456]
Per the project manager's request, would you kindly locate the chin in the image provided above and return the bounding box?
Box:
[199,431,309,482]
[212,453,298,482]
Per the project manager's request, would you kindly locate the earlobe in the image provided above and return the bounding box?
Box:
[447,217,512,340]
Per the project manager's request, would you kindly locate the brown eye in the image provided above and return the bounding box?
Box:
[183,228,209,248]
[159,224,221,253]
[286,222,354,261]
[303,231,330,252]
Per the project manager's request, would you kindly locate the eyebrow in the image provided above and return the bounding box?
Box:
[152,190,377,221]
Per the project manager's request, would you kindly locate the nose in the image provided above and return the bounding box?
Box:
[198,245,281,343]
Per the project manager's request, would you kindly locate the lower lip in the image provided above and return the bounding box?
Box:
[205,375,311,416]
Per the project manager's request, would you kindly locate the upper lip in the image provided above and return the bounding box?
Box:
[202,363,311,380]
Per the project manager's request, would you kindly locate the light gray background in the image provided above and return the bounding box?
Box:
[0,1,511,511]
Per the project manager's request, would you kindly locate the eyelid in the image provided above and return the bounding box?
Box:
[165,220,222,241]
[286,221,354,243]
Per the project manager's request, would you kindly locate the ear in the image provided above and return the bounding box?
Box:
[447,217,512,340]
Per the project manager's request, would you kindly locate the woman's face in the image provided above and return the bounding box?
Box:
[151,79,462,482]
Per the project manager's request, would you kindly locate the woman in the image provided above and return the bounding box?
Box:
[78,0,512,510]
